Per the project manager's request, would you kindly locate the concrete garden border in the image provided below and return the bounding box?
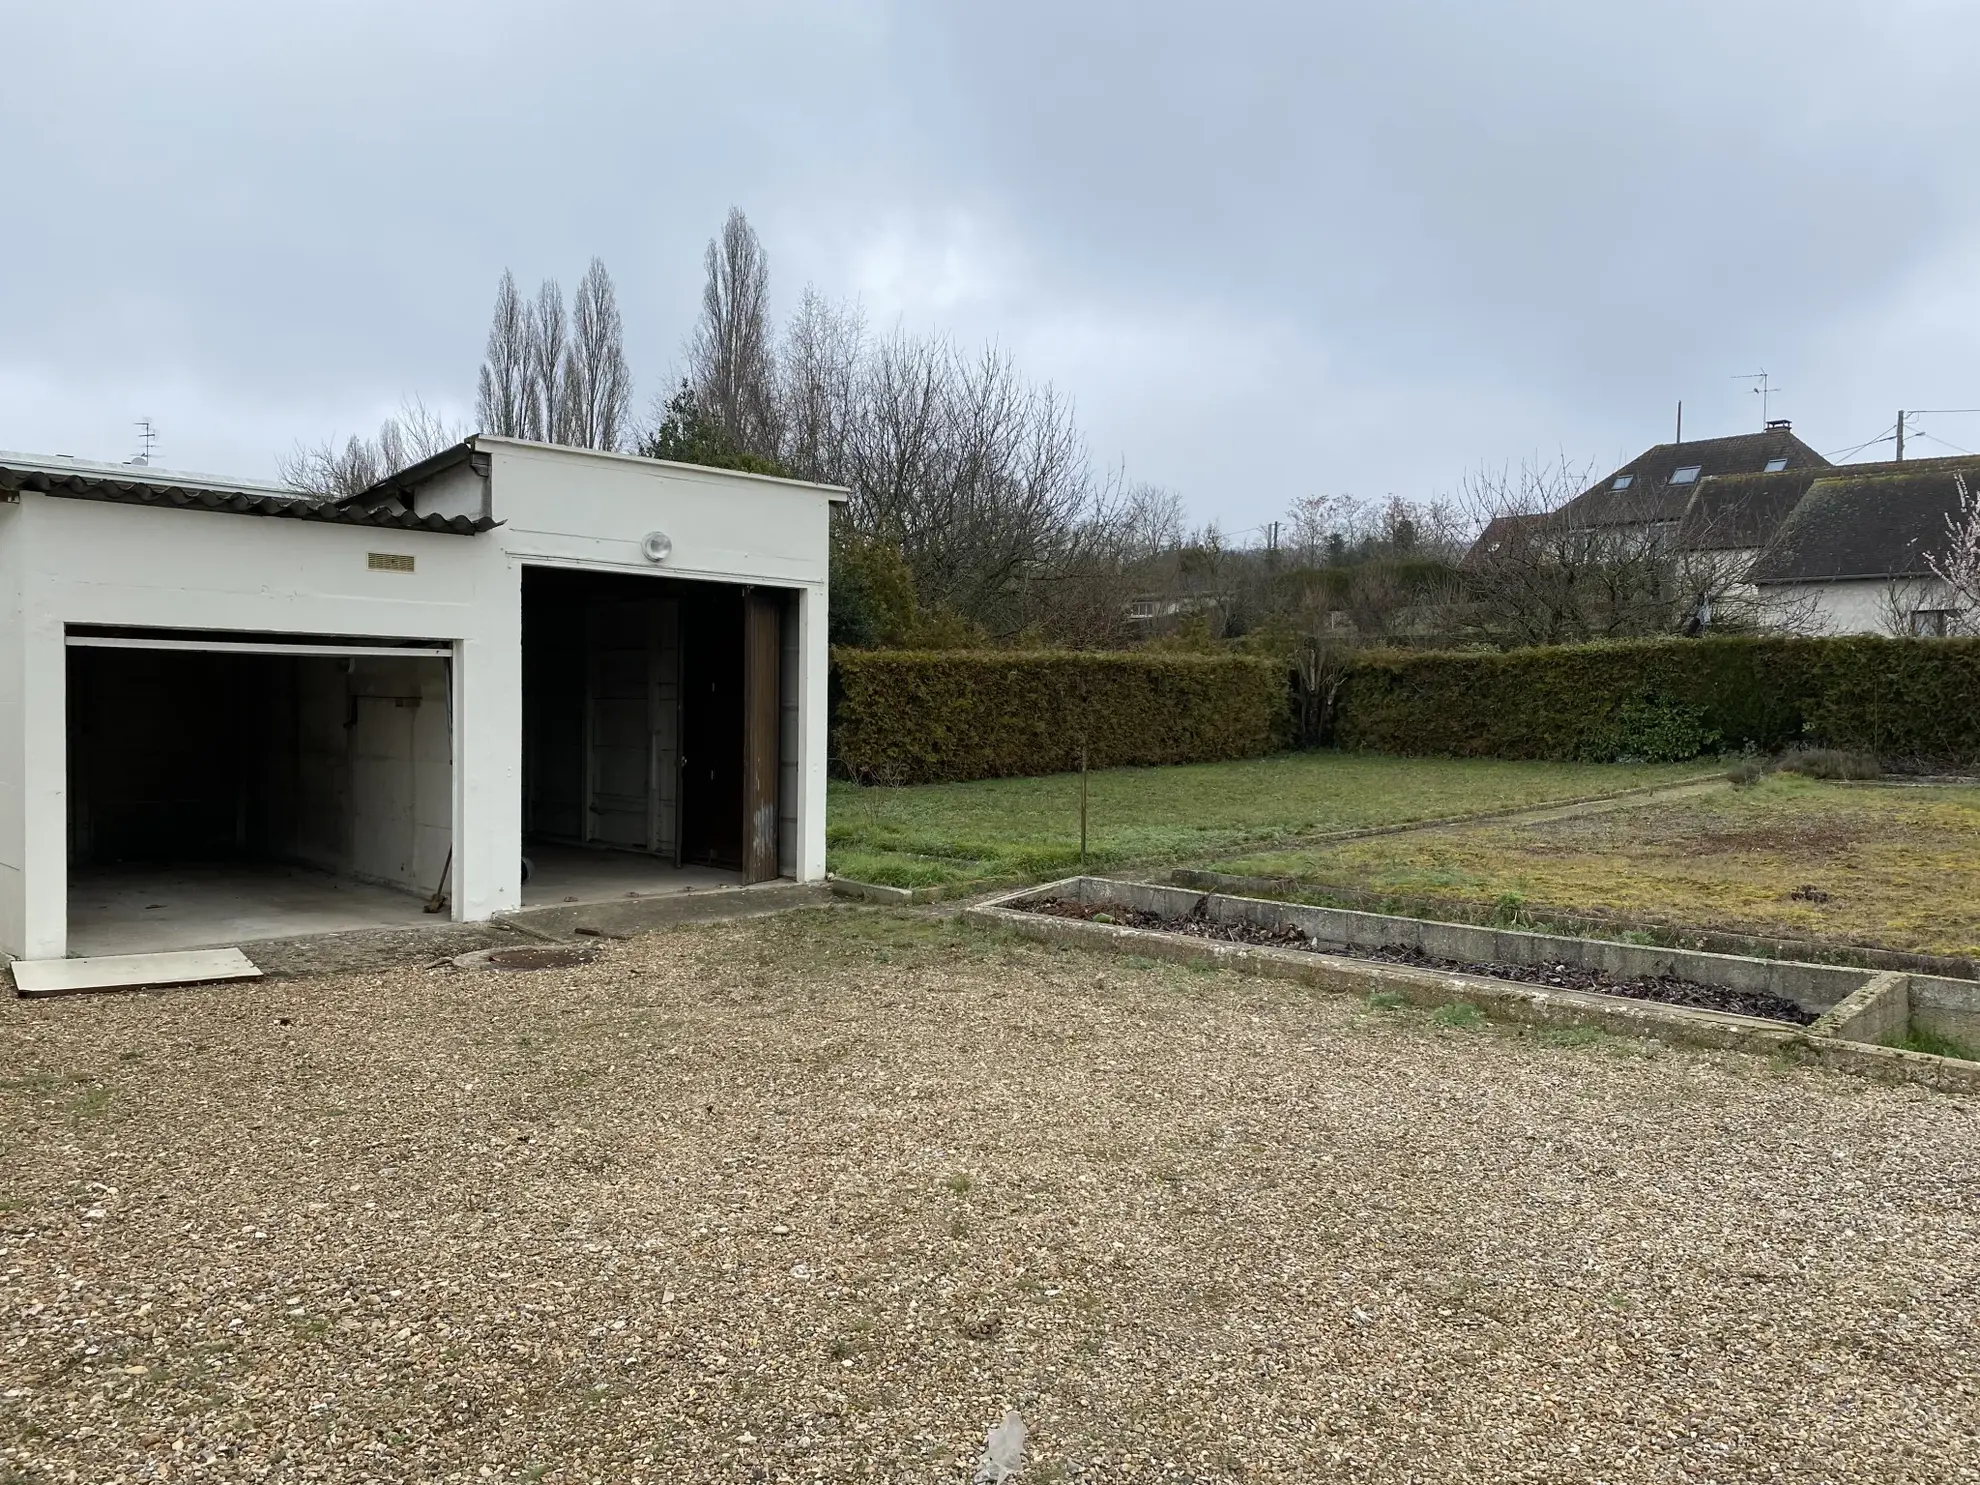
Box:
[1171,867,1980,981]
[827,875,1028,907]
[965,877,1980,1095]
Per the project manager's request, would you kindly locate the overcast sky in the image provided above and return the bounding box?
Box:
[6,0,1979,531]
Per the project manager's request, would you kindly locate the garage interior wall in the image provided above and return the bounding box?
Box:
[66,646,450,896]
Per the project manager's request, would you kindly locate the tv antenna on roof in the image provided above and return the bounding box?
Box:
[130,418,157,466]
[1733,370,1781,429]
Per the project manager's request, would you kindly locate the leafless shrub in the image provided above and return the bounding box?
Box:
[1778,748,1881,781]
[280,397,466,501]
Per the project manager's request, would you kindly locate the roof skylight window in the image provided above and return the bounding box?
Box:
[1611,474,1633,490]
[1670,465,1702,485]
[1763,457,1789,473]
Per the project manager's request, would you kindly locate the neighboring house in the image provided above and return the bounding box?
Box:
[0,438,843,963]
[1456,422,1980,636]
[1462,423,1832,569]
[1746,455,1980,636]
[1125,591,1228,625]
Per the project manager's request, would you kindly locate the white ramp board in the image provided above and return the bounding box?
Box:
[9,948,263,998]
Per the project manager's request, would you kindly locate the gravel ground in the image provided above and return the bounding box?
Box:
[3,907,1978,1484]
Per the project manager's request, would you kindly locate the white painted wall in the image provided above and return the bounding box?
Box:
[483,440,832,588]
[1757,578,1950,636]
[0,498,24,959]
[0,439,839,959]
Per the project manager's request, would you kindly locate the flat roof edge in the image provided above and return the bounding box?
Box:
[472,434,852,500]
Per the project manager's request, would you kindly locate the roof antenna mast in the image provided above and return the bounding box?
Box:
[1676,400,1683,446]
[131,418,157,467]
[1733,370,1780,430]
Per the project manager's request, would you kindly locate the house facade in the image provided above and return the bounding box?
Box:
[0,437,842,962]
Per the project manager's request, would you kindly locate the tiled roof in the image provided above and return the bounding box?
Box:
[1459,512,1548,570]
[1747,456,1980,583]
[1562,428,1831,528]
[1676,468,1825,553]
[0,459,496,535]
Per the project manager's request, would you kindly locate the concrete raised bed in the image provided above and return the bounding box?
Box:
[965,877,1980,1095]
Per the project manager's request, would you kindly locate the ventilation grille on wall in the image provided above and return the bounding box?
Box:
[368,552,415,573]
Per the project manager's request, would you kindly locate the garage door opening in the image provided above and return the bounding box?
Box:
[65,636,454,956]
[521,566,796,904]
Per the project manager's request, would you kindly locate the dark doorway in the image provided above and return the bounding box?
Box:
[679,583,744,868]
[520,568,790,880]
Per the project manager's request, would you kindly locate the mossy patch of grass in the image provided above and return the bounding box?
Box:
[1886,1027,1980,1063]
[1212,775,1980,958]
[1432,1003,1486,1030]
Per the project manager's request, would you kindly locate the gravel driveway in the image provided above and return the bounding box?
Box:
[3,908,1977,1483]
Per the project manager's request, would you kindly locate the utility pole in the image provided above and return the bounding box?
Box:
[1896,410,1906,462]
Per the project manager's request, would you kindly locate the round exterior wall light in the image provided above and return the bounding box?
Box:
[641,531,673,564]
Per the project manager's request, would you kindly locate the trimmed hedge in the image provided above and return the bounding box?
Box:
[832,649,1290,784]
[1334,635,1980,764]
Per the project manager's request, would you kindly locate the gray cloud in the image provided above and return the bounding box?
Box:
[5,0,1977,527]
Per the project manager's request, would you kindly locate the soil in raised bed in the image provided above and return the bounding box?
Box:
[1026,897,1818,1026]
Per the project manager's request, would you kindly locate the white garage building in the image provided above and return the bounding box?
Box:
[0,438,841,963]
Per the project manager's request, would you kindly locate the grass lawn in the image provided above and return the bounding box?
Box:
[1212,773,1980,958]
[826,753,1708,888]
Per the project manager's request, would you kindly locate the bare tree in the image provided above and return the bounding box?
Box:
[781,285,864,483]
[690,207,780,458]
[525,279,569,445]
[566,258,632,452]
[475,271,531,437]
[280,397,466,501]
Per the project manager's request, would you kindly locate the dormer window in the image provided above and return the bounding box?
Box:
[1611,474,1633,491]
[1670,465,1702,485]
[1763,458,1788,473]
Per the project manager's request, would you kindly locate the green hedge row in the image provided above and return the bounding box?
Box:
[1334,635,1980,763]
[832,650,1290,784]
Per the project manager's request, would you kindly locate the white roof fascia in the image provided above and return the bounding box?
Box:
[472,435,852,503]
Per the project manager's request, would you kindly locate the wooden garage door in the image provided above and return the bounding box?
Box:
[741,590,783,884]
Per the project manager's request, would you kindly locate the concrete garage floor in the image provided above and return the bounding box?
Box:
[520,841,742,908]
[62,848,752,959]
[68,862,435,957]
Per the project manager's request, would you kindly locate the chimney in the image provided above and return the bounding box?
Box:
[1765,418,1792,432]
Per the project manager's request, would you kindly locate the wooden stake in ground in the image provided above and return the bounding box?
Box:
[1080,744,1089,869]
